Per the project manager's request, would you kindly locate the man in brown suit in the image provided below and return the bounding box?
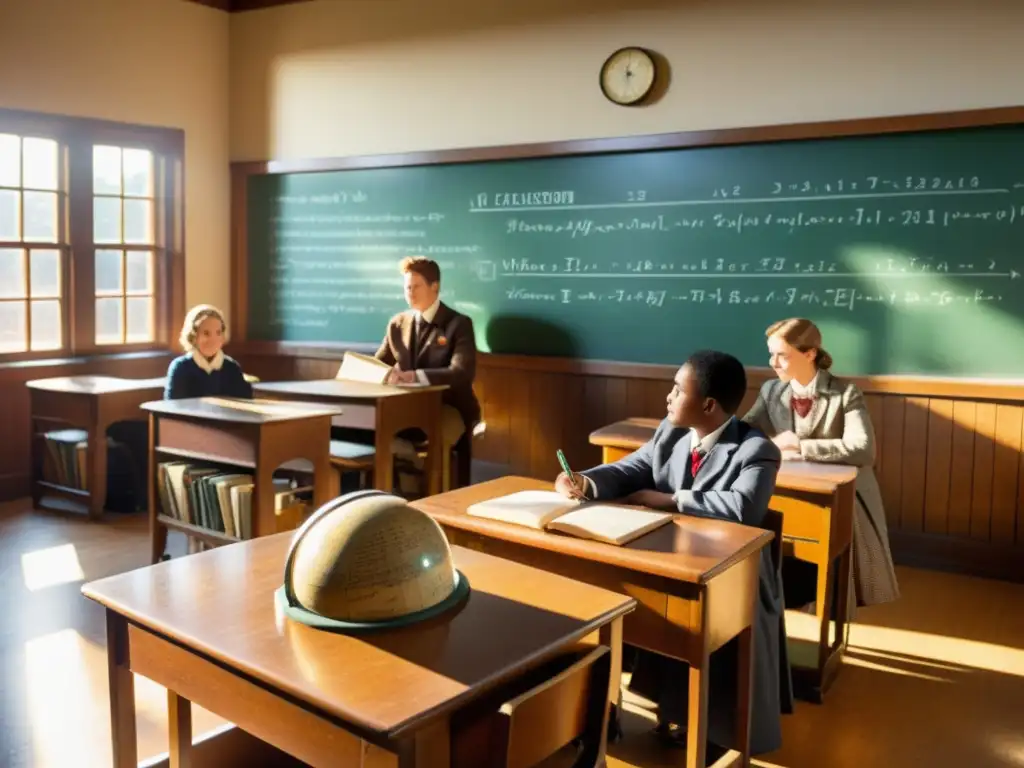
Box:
[375,256,481,488]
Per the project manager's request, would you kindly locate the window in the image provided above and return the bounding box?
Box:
[0,108,183,361]
[0,134,64,353]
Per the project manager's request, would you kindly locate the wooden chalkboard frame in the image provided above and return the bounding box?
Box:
[230,105,1024,401]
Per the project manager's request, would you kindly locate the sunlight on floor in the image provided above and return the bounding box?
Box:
[20,543,84,591]
[23,628,229,767]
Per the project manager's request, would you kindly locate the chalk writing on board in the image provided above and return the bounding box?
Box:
[273,213,444,225]
[496,256,1020,278]
[504,205,1024,237]
[275,190,367,205]
[473,191,576,209]
[503,286,1005,311]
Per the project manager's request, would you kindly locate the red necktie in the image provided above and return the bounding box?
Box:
[691,449,704,476]
[792,396,815,418]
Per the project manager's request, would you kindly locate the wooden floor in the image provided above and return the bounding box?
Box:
[2,500,1023,768]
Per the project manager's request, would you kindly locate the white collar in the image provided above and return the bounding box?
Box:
[191,350,224,374]
[789,372,819,397]
[690,416,733,455]
[416,298,441,324]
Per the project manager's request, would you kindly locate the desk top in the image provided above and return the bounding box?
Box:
[413,476,773,585]
[81,533,634,738]
[25,375,166,395]
[589,417,858,492]
[254,378,447,401]
[141,396,343,424]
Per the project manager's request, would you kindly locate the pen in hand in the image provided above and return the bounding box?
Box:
[556,449,588,501]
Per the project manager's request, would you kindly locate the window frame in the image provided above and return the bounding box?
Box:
[0,107,185,362]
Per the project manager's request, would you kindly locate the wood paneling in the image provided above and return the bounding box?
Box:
[233,347,1024,583]
[0,352,173,501]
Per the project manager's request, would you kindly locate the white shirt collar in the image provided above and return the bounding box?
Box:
[690,416,733,455]
[789,372,819,397]
[191,349,224,373]
[416,298,441,324]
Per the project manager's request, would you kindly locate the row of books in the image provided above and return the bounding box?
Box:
[156,461,310,540]
[40,429,89,490]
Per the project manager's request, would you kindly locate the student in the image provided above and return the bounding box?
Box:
[164,304,253,400]
[374,256,481,486]
[743,317,900,609]
[555,350,791,761]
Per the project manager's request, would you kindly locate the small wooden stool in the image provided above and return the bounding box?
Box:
[328,439,376,491]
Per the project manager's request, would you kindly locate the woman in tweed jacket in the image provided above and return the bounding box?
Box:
[744,317,900,609]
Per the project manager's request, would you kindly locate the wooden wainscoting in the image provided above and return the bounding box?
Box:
[233,343,1024,583]
[0,351,174,501]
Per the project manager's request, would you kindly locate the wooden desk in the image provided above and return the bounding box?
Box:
[26,375,165,519]
[143,397,341,564]
[590,417,858,701]
[82,532,635,768]
[413,475,774,768]
[254,379,448,495]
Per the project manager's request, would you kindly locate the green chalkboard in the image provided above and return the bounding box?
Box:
[246,121,1024,377]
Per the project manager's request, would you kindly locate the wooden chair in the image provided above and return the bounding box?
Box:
[451,645,612,768]
[328,439,375,490]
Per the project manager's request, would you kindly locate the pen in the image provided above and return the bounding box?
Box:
[556,449,588,500]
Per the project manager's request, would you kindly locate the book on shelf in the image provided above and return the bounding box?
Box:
[157,460,312,540]
[465,489,674,546]
[40,429,89,490]
[336,350,392,384]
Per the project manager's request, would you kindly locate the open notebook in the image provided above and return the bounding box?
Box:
[466,490,673,546]
[336,351,392,384]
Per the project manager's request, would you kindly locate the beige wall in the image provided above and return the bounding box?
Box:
[0,0,230,316]
[230,0,1024,162]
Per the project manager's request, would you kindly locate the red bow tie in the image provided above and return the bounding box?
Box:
[791,396,816,418]
[691,449,704,475]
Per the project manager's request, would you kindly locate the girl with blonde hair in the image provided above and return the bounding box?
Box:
[164,304,253,400]
[744,317,899,609]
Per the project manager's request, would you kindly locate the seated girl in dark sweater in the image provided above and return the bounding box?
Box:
[165,304,253,400]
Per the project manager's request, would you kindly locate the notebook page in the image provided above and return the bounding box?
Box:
[466,490,579,529]
[546,504,674,546]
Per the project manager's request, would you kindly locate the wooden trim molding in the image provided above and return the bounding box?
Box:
[231,106,1024,404]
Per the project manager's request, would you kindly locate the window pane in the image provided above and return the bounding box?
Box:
[0,134,19,187]
[30,300,61,350]
[95,297,123,344]
[123,149,153,197]
[0,249,26,299]
[23,191,57,242]
[125,251,152,294]
[93,146,121,195]
[123,198,152,244]
[0,301,27,353]
[126,297,152,342]
[0,190,19,239]
[30,249,60,298]
[94,197,121,243]
[22,138,58,191]
[95,249,123,295]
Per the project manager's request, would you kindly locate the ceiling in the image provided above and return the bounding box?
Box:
[184,0,313,12]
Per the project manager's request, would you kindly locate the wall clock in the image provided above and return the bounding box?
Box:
[600,47,657,106]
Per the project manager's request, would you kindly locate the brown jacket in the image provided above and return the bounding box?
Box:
[375,302,481,431]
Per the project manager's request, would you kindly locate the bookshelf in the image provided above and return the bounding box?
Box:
[142,396,342,563]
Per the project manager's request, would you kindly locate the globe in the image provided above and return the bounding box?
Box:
[277,490,469,630]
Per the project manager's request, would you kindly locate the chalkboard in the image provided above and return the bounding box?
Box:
[246,121,1024,377]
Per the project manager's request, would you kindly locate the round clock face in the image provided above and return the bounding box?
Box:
[600,47,656,106]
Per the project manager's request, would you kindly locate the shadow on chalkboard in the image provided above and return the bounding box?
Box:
[485,316,579,358]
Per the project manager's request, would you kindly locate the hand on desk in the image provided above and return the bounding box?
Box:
[555,472,589,501]
[387,367,417,385]
[622,489,676,511]
[772,430,800,453]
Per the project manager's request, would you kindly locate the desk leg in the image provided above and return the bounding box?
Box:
[815,556,836,678]
[373,427,394,495]
[686,653,710,768]
[106,610,138,768]
[397,719,450,768]
[833,543,853,651]
[733,625,754,768]
[600,617,624,743]
[167,690,193,768]
[88,420,109,520]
